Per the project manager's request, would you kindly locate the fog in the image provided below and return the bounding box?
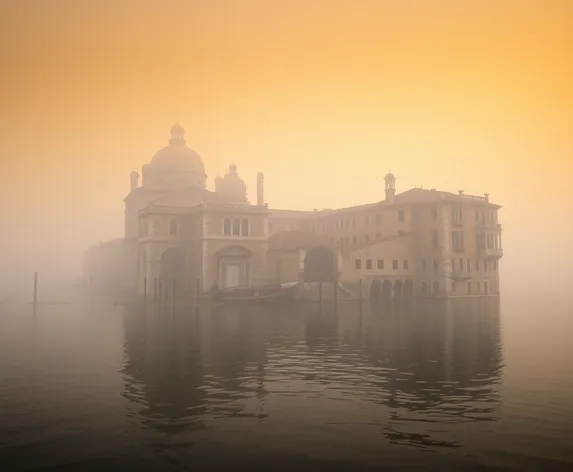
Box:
[1,1,572,304]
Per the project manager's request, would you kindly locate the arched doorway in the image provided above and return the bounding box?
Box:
[160,247,185,298]
[382,280,392,301]
[394,279,403,299]
[370,279,382,303]
[304,246,337,283]
[403,280,413,299]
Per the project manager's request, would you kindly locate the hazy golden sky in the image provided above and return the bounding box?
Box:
[1,0,572,284]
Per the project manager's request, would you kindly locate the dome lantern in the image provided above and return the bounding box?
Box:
[169,121,185,144]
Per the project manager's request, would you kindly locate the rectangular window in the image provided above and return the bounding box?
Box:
[432,206,438,220]
[452,258,456,271]
[452,231,464,252]
[377,260,384,270]
[355,259,362,270]
[433,259,439,272]
[169,219,178,236]
[398,210,404,222]
[452,281,456,293]
[432,231,439,248]
[467,281,472,294]
[452,205,463,223]
[467,259,471,272]
[393,260,399,270]
[459,258,463,272]
[483,261,488,272]
[477,282,481,293]
[403,260,409,270]
[476,260,480,272]
[366,259,372,270]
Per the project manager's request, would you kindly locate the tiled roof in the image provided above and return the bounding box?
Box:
[394,188,499,206]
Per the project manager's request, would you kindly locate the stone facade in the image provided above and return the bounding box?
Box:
[83,124,503,300]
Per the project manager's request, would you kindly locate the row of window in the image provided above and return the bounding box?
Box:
[356,259,410,270]
[431,230,501,252]
[271,206,498,237]
[419,280,492,294]
[355,258,498,273]
[139,218,252,238]
[451,258,498,273]
[139,219,179,237]
[452,280,491,294]
[223,218,250,236]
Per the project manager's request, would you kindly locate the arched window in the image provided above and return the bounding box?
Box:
[169,219,178,236]
[223,218,231,235]
[232,218,241,236]
[241,219,249,236]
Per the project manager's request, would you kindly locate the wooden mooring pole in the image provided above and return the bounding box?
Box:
[334,279,338,312]
[172,279,176,309]
[33,272,38,314]
[196,277,200,301]
[359,278,363,314]
[143,277,147,301]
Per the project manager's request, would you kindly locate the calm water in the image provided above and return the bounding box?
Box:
[0,291,571,471]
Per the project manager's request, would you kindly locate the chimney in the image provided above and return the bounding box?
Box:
[458,190,464,196]
[130,171,139,191]
[256,172,264,206]
[484,193,490,203]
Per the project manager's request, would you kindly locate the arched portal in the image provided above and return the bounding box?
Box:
[382,280,392,301]
[394,279,403,299]
[370,279,382,302]
[304,246,337,282]
[160,247,185,297]
[403,280,413,299]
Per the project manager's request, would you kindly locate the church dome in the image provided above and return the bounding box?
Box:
[218,163,247,202]
[150,123,206,175]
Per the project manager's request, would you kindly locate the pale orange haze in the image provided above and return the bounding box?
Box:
[1,0,572,298]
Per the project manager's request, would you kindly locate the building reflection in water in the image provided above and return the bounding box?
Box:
[120,297,502,453]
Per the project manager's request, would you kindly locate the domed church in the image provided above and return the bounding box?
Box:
[85,123,503,301]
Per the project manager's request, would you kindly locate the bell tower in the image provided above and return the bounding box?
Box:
[384,172,396,203]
